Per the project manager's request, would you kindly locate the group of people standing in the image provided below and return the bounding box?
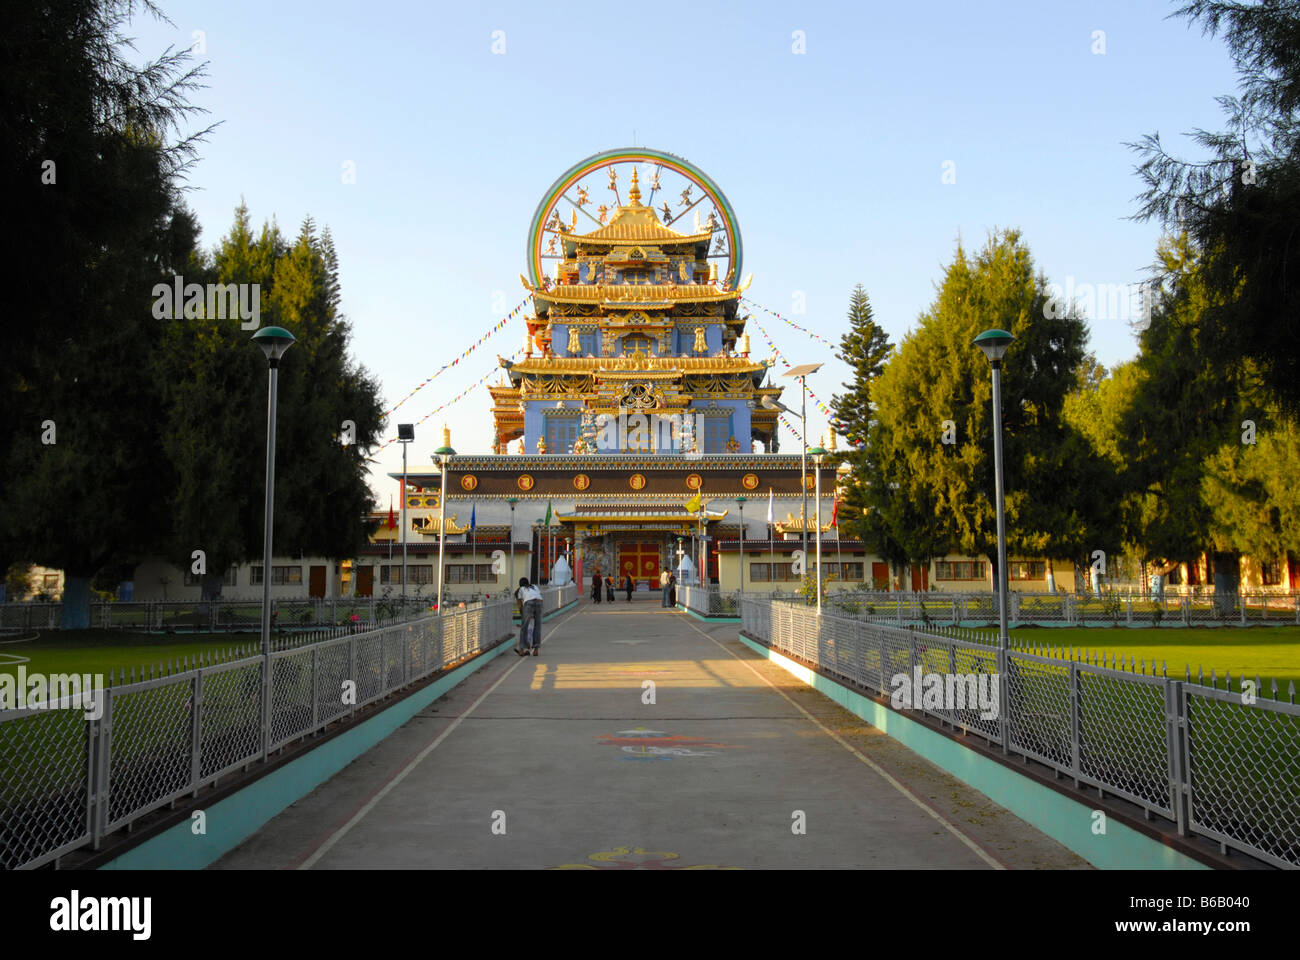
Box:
[584,568,678,608]
[590,571,635,603]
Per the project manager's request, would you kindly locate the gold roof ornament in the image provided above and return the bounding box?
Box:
[774,511,834,534]
[420,513,468,535]
[442,424,452,449]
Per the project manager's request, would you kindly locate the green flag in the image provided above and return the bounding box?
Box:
[544,501,552,526]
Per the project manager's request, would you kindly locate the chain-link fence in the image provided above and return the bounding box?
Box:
[0,599,513,870]
[677,586,739,617]
[0,597,448,634]
[742,598,1300,868]
[792,589,1300,628]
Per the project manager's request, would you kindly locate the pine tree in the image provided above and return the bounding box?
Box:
[830,284,891,448]
[857,231,1115,582]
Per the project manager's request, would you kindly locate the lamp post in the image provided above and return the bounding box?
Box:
[767,360,822,578]
[974,328,1016,753]
[397,424,414,608]
[507,497,518,588]
[809,446,827,615]
[434,425,456,613]
[736,495,747,598]
[251,326,296,657]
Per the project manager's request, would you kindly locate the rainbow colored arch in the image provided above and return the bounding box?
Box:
[526,147,743,288]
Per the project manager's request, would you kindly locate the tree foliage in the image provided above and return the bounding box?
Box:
[158,206,384,600]
[0,0,211,625]
[848,231,1115,581]
[1129,0,1300,417]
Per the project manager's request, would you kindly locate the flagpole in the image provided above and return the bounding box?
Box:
[767,487,775,595]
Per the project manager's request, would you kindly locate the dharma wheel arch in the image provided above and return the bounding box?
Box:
[526,147,743,289]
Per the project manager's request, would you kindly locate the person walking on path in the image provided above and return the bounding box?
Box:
[515,577,543,656]
[624,573,634,601]
[605,576,615,602]
[668,571,677,608]
[660,569,671,607]
[591,571,602,604]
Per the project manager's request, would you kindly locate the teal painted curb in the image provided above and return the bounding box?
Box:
[675,604,740,623]
[737,634,1209,871]
[100,631,522,871]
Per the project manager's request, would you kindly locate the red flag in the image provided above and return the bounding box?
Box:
[831,497,839,527]
[387,497,396,531]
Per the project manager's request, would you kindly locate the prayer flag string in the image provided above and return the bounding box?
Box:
[381,297,529,420]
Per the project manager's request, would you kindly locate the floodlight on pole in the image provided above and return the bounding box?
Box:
[809,446,827,616]
[397,424,414,608]
[434,425,456,614]
[781,362,823,580]
[974,328,1015,753]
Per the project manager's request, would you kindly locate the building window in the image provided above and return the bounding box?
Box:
[750,561,799,582]
[578,332,598,356]
[702,414,733,454]
[622,335,653,356]
[936,561,987,581]
[822,562,864,581]
[1009,560,1046,581]
[1261,560,1283,586]
[42,574,60,591]
[251,566,263,585]
[545,416,578,454]
[270,566,302,585]
[446,564,495,584]
[382,564,434,585]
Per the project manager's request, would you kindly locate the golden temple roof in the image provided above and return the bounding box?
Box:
[415,514,468,536]
[570,168,712,246]
[773,512,835,534]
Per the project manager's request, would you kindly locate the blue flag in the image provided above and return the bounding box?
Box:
[470,502,477,531]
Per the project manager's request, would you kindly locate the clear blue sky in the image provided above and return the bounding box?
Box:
[130,1,1237,501]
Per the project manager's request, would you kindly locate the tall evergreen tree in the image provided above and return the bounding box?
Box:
[157,206,384,602]
[857,231,1115,586]
[831,284,892,448]
[1130,0,1300,417]
[0,0,211,626]
[828,284,903,578]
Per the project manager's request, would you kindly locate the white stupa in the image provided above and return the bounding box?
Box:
[550,553,572,587]
[675,554,697,585]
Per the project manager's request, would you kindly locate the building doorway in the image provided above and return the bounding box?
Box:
[619,540,661,590]
[355,566,374,597]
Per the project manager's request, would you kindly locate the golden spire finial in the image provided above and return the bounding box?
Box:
[628,166,642,205]
[442,424,451,448]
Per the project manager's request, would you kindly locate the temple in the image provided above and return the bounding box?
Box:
[491,167,781,457]
[364,148,840,595]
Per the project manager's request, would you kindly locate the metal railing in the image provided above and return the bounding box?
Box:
[742,598,1300,869]
[678,586,739,617]
[0,596,451,633]
[0,599,513,870]
[814,589,1300,627]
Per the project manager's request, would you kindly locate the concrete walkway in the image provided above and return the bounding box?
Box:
[214,594,1089,870]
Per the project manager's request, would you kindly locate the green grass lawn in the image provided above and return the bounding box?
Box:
[986,625,1300,696]
[0,630,283,682]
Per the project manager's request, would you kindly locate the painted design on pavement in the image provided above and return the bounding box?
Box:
[552,844,740,869]
[596,726,742,761]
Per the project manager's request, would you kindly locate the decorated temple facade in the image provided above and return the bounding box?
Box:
[491,166,782,456]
